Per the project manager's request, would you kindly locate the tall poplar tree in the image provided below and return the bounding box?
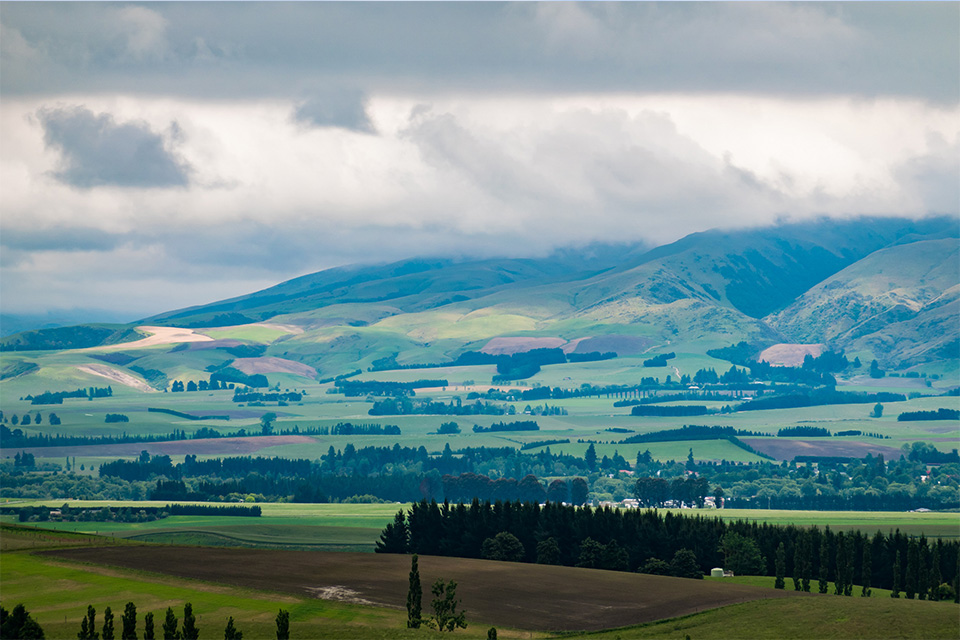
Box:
[861,542,872,597]
[774,542,786,589]
[143,613,154,640]
[102,607,115,640]
[121,602,137,640]
[818,537,829,594]
[792,537,802,590]
[905,539,919,599]
[891,550,901,598]
[407,554,423,628]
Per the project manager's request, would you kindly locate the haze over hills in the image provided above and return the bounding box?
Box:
[2,216,957,378]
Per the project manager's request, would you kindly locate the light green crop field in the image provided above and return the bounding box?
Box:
[6,502,958,547]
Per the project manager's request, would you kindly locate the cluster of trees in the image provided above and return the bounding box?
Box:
[334,379,448,397]
[209,368,269,389]
[23,386,112,405]
[898,408,959,421]
[104,414,129,423]
[330,422,401,436]
[471,421,539,433]
[369,397,514,416]
[778,426,831,437]
[13,452,36,468]
[232,389,303,403]
[632,475,714,507]
[643,352,676,367]
[169,378,232,393]
[440,473,588,505]
[0,603,44,639]
[377,499,960,601]
[737,389,906,412]
[15,505,162,524]
[520,438,569,451]
[619,425,767,444]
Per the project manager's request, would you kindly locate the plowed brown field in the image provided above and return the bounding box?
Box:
[44,546,803,631]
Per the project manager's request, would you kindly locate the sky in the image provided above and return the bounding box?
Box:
[1,2,958,320]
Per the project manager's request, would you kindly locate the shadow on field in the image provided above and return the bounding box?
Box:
[43,546,802,631]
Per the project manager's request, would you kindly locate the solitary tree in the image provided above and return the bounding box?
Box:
[585,443,597,472]
[223,617,242,640]
[102,607,115,640]
[2,604,45,640]
[481,532,525,562]
[536,537,561,565]
[427,579,467,632]
[275,610,289,640]
[180,604,198,640]
[774,542,786,589]
[121,602,137,640]
[487,628,497,640]
[407,554,423,628]
[871,403,883,418]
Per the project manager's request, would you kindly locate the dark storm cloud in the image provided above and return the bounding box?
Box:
[1,226,123,254]
[2,3,957,101]
[37,106,190,188]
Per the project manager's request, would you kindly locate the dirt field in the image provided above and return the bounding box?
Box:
[480,337,567,355]
[741,438,903,461]
[571,334,653,355]
[758,343,824,367]
[43,547,801,631]
[2,435,316,460]
[231,357,317,378]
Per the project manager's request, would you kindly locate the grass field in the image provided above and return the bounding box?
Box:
[3,519,959,640]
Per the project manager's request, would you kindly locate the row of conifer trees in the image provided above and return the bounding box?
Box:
[377,499,960,601]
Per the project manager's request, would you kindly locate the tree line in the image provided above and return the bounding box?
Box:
[376,499,960,602]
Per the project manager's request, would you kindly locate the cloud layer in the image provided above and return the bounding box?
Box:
[0,3,957,318]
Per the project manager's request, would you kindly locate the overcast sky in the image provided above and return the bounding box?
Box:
[1,2,958,320]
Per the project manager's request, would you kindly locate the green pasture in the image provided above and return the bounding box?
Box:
[584,596,959,640]
[0,551,473,640]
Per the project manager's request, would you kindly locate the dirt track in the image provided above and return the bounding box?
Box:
[44,547,801,631]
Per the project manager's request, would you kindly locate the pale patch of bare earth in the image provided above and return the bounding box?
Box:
[231,357,317,378]
[84,326,214,352]
[758,343,824,367]
[75,364,154,392]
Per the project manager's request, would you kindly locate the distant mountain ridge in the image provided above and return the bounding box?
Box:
[3,216,957,371]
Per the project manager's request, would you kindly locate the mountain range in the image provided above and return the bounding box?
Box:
[3,216,957,375]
